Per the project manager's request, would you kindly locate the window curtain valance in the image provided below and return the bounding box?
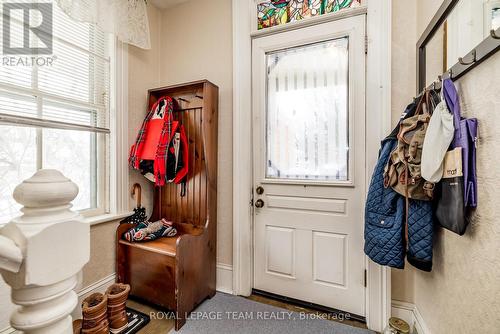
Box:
[55,0,151,49]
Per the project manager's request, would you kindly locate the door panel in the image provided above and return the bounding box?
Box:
[312,231,347,287]
[266,226,296,277]
[266,195,347,214]
[252,15,366,317]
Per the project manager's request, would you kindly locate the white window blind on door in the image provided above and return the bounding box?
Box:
[266,38,349,181]
[0,0,112,222]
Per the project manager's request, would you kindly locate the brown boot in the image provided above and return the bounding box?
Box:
[73,293,109,334]
[72,319,82,334]
[106,283,131,334]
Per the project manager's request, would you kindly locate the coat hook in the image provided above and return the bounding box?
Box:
[491,29,500,39]
[458,49,477,65]
[195,95,204,99]
[178,97,189,103]
[432,74,443,90]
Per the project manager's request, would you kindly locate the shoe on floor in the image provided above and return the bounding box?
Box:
[106,283,131,334]
[73,293,109,334]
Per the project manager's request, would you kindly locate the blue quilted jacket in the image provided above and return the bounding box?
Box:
[365,98,434,271]
[364,140,434,272]
[406,200,433,272]
[364,139,405,269]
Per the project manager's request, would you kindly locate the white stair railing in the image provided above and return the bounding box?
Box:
[0,170,90,334]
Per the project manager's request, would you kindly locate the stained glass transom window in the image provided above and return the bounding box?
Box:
[257,0,361,30]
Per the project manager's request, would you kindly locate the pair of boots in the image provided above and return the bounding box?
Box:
[73,283,131,334]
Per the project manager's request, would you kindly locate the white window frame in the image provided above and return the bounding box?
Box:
[107,39,131,222]
[82,37,131,222]
[0,30,131,225]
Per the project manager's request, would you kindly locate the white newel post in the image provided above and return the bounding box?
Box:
[0,170,90,334]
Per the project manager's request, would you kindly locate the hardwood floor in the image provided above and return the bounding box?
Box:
[126,299,175,333]
[246,294,369,331]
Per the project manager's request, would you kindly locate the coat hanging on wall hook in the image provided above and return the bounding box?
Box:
[458,49,477,66]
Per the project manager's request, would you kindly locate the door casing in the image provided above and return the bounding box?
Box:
[232,2,392,332]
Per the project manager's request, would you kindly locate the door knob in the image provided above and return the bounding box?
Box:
[255,199,265,208]
[256,186,264,195]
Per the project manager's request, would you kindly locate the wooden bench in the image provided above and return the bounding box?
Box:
[116,80,218,330]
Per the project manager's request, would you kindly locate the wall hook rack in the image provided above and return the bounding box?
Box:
[417,0,500,92]
[458,49,477,65]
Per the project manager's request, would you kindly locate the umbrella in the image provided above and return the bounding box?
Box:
[124,183,147,225]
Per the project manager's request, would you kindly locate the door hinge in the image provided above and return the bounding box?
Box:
[364,269,367,287]
[365,35,368,54]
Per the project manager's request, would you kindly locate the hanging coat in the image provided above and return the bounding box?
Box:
[365,97,434,272]
[129,96,189,188]
[406,199,433,272]
[364,138,405,269]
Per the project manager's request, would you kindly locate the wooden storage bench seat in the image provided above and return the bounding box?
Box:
[116,80,218,331]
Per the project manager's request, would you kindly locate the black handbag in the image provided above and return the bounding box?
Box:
[435,148,468,235]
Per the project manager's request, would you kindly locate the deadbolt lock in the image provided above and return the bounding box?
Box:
[254,199,265,208]
[256,186,264,195]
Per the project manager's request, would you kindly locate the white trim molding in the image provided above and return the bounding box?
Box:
[0,327,16,334]
[110,40,130,216]
[392,300,431,334]
[216,264,234,295]
[232,0,254,297]
[84,211,133,226]
[365,0,392,331]
[232,1,392,332]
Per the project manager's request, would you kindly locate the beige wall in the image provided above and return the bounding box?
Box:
[81,221,121,286]
[128,3,162,216]
[158,0,233,266]
[391,0,418,126]
[391,1,500,332]
[414,52,500,333]
[390,0,418,303]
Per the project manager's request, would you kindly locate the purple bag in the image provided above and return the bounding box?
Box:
[443,79,478,208]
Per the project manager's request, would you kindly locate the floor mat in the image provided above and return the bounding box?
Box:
[123,307,150,334]
[171,293,375,334]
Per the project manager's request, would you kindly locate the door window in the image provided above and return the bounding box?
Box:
[265,38,349,181]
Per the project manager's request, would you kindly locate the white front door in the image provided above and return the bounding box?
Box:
[252,15,366,317]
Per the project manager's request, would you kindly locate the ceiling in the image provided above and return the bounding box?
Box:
[149,0,191,10]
